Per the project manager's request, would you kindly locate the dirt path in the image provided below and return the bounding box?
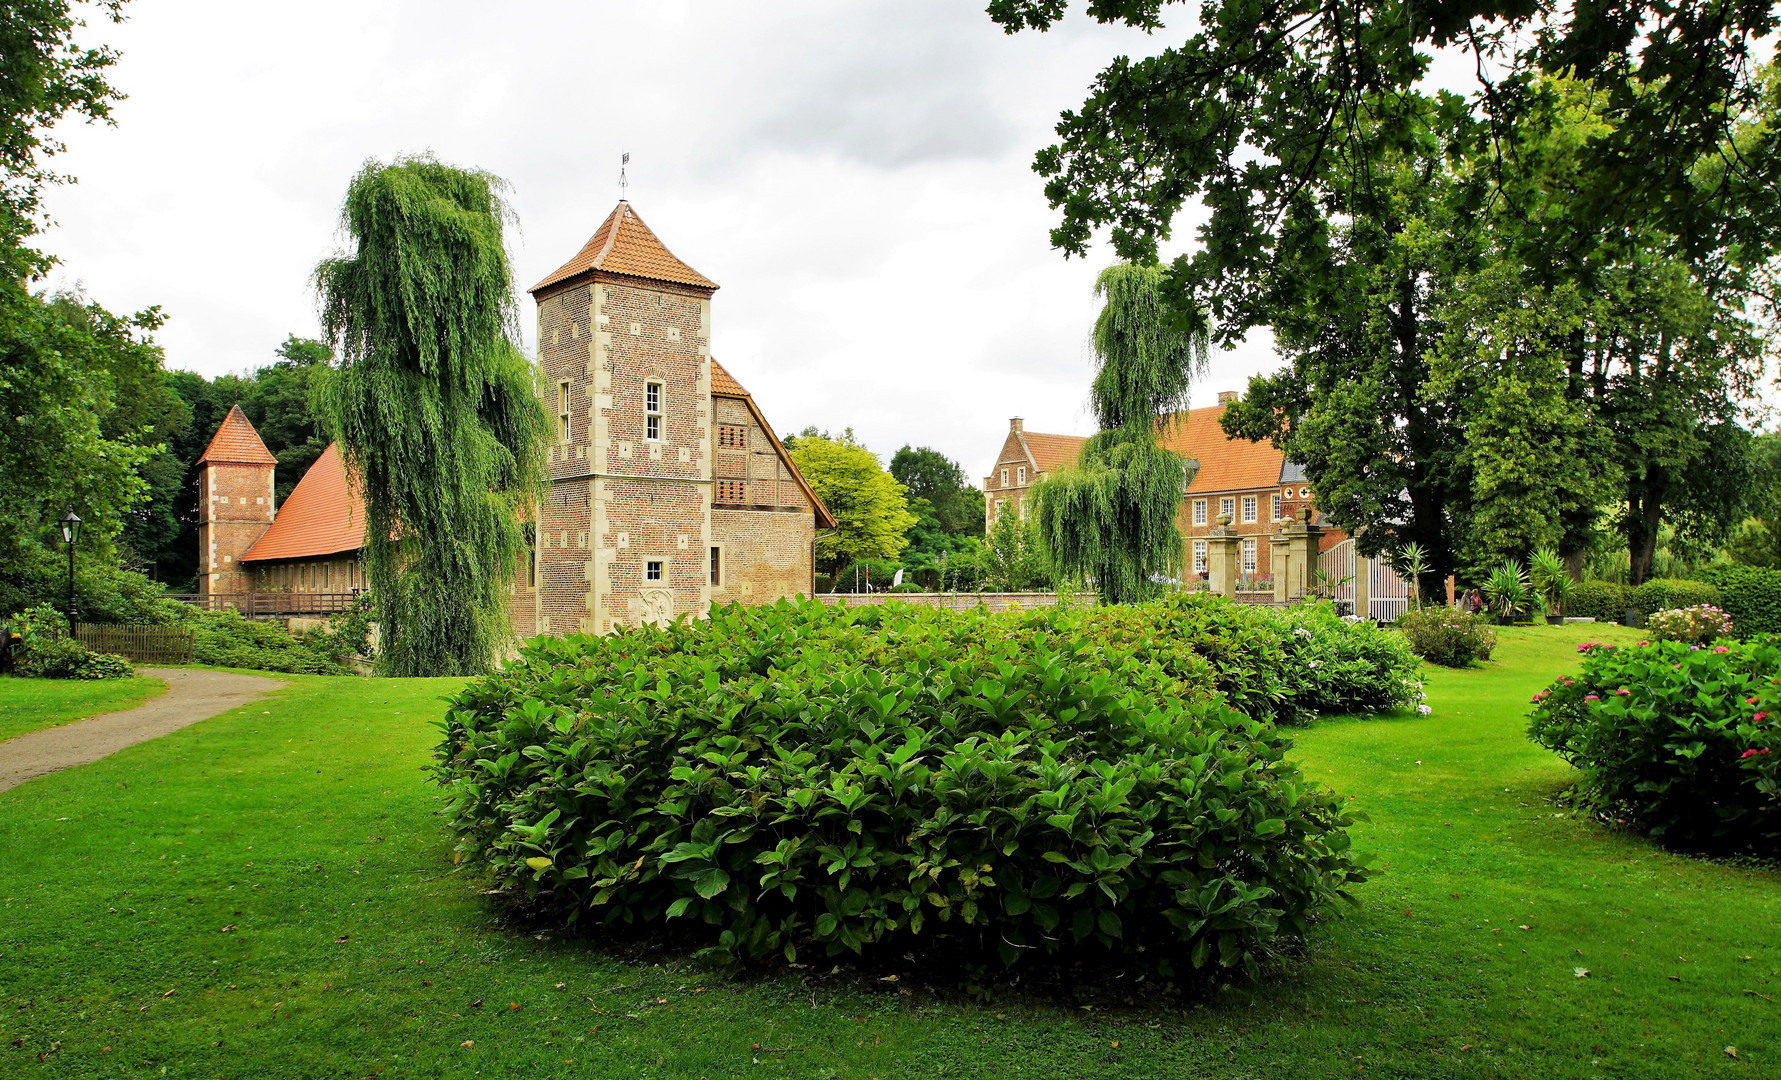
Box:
[0,667,285,795]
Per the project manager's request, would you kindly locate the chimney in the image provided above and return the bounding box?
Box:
[1010,417,1024,433]
[1217,391,1238,405]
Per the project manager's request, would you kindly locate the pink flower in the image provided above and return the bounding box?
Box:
[1616,689,1630,696]
[1714,646,1729,653]
[1756,713,1770,724]
[1584,694,1600,703]
[1532,691,1550,703]
[1748,698,1759,705]
[1638,641,1649,646]
[1741,748,1772,759]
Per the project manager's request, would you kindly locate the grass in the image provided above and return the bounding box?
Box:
[0,624,1776,1078]
[0,674,167,743]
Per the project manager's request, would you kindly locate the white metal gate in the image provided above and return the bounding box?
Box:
[1319,539,1414,622]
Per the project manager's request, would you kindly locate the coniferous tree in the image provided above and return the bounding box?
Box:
[312,157,548,677]
[1034,263,1206,603]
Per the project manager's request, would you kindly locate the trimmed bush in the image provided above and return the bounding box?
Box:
[1396,608,1497,667]
[1565,580,1628,623]
[189,610,357,675]
[1644,604,1734,645]
[437,596,1396,978]
[4,606,134,680]
[1528,639,1780,853]
[1631,578,1721,618]
[1695,565,1781,637]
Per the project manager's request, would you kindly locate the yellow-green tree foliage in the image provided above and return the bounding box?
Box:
[786,430,917,577]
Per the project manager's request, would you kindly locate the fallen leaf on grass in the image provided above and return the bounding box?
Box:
[1574,968,1590,978]
[461,1040,474,1048]
[334,936,350,944]
[220,925,236,934]
[161,989,176,998]
[1726,1047,1738,1059]
[509,1003,521,1011]
[469,999,483,1008]
[554,983,566,990]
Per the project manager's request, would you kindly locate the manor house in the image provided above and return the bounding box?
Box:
[983,392,1341,580]
[195,200,833,633]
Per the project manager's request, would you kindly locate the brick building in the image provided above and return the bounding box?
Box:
[980,392,1342,581]
[195,199,832,634]
[981,417,1087,528]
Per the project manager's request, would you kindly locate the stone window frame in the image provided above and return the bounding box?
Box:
[556,381,572,444]
[1220,496,1235,521]
[1241,537,1257,575]
[645,380,664,442]
[1017,465,1026,485]
[1242,495,1258,523]
[1000,468,1009,487]
[709,544,723,587]
[994,498,1004,519]
[1192,499,1207,526]
[646,559,664,583]
[1272,493,1282,521]
[1193,539,1207,575]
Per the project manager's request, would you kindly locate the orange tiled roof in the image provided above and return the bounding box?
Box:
[241,444,365,563]
[710,358,749,397]
[530,201,718,295]
[1023,432,1088,475]
[1160,404,1287,493]
[196,405,276,466]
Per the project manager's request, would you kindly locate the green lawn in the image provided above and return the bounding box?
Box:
[0,674,167,743]
[1,625,1775,1078]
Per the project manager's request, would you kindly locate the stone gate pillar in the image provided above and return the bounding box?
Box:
[1205,515,1241,599]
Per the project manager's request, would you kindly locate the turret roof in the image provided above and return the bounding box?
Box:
[196,405,277,466]
[530,201,718,295]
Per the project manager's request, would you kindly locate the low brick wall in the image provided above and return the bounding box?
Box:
[815,592,1089,613]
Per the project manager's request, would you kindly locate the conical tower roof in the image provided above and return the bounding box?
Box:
[196,404,276,466]
[531,201,718,295]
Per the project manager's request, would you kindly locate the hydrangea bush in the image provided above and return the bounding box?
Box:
[1644,604,1734,645]
[436,595,1415,978]
[1528,638,1780,853]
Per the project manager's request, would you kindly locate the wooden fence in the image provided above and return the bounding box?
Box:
[166,592,360,617]
[75,624,194,664]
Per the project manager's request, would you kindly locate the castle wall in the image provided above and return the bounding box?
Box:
[198,461,275,596]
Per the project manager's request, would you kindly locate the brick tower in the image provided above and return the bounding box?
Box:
[196,405,277,598]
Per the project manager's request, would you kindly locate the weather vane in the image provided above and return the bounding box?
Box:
[620,152,629,200]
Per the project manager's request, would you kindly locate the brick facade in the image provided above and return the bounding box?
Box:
[982,418,1086,529]
[197,459,276,596]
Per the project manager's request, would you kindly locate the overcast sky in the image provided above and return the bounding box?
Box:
[34,0,1269,480]
[36,1,1765,479]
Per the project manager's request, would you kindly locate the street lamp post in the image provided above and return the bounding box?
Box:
[60,509,82,628]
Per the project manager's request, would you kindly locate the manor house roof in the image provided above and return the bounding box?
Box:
[531,200,719,295]
[1160,404,1287,494]
[196,404,277,466]
[241,443,364,563]
[1022,431,1089,475]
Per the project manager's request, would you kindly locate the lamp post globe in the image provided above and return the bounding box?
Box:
[60,509,81,627]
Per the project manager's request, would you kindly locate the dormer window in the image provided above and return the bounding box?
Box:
[645,381,663,441]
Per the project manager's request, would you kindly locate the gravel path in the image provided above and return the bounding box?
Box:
[0,667,285,794]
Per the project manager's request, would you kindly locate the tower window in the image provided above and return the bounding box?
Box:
[646,560,663,582]
[557,381,571,442]
[709,546,722,586]
[645,381,663,440]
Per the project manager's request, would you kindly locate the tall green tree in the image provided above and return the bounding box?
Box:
[312,157,548,678]
[889,446,983,537]
[785,429,917,578]
[1033,263,1204,604]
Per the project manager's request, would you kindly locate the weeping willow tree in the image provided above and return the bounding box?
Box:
[1034,263,1208,604]
[312,156,548,677]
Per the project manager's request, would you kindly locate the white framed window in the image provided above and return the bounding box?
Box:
[1242,496,1258,523]
[709,546,722,586]
[1000,468,1009,486]
[645,381,663,441]
[1017,466,1026,485]
[1193,540,1208,575]
[1272,494,1282,521]
[994,499,1004,519]
[646,559,664,582]
[1220,496,1235,521]
[1242,538,1257,575]
[557,381,571,443]
[1192,499,1207,526]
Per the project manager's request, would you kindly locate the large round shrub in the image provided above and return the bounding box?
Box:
[437,597,1384,978]
[1631,578,1721,618]
[1695,565,1781,637]
[1395,607,1497,667]
[1565,580,1628,623]
[1528,638,1781,853]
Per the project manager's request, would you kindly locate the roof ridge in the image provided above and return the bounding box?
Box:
[197,404,277,466]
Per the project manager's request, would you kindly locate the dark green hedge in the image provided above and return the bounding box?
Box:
[437,595,1414,979]
[1631,578,1722,617]
[1695,565,1781,637]
[1566,580,1628,623]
